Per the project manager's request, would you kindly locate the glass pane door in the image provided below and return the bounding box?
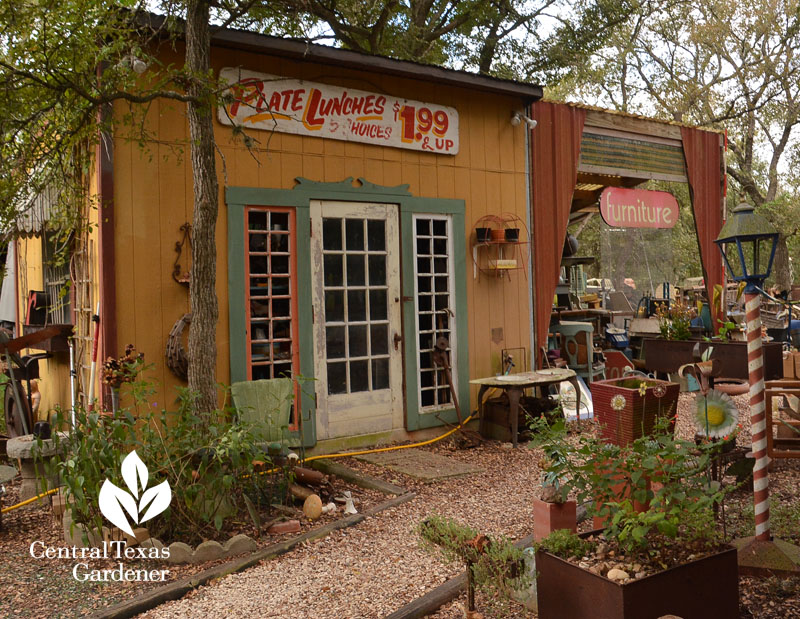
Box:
[310,201,402,440]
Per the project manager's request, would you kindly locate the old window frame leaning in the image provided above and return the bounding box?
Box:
[412,214,457,413]
[243,206,301,426]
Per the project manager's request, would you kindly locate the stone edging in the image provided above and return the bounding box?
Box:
[88,492,416,619]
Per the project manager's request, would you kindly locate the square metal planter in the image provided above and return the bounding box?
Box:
[590,377,680,446]
[536,541,738,618]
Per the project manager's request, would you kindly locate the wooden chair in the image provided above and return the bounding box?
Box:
[553,321,605,384]
[764,380,800,460]
[231,378,294,453]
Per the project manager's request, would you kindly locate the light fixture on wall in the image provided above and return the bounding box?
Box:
[510,111,537,129]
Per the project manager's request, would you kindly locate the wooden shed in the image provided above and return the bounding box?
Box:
[8,25,725,452]
[10,26,544,452]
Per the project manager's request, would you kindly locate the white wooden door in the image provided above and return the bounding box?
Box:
[310,201,403,440]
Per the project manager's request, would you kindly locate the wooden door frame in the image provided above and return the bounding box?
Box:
[226,177,468,447]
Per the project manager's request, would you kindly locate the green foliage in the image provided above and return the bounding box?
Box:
[536,529,593,559]
[41,407,139,541]
[41,379,292,543]
[135,388,273,542]
[529,417,729,554]
[418,514,530,615]
[655,300,696,340]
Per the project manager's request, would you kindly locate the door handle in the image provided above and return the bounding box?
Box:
[393,333,403,350]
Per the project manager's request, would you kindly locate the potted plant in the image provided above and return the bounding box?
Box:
[590,376,680,446]
[643,302,783,379]
[533,477,577,543]
[529,417,739,619]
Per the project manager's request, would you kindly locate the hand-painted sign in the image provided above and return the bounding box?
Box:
[218,68,459,155]
[599,187,679,229]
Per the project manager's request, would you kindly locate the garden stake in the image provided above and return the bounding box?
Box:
[87,304,100,412]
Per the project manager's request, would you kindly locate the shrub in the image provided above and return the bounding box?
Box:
[43,381,287,544]
[529,416,730,555]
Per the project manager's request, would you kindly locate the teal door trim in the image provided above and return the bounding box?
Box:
[226,177,468,442]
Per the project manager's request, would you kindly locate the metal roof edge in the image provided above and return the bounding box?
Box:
[140,12,543,102]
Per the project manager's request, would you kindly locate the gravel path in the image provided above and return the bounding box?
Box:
[141,392,800,619]
[141,443,544,619]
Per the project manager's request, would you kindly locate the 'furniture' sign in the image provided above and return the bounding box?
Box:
[599,187,679,229]
[218,68,459,155]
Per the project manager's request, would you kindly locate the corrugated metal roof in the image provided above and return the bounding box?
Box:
[9,184,59,238]
[547,99,726,134]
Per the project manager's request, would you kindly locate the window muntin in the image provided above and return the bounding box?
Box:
[245,207,298,381]
[321,216,391,395]
[413,215,456,411]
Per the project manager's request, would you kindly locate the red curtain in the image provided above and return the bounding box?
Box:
[680,127,725,328]
[530,102,586,366]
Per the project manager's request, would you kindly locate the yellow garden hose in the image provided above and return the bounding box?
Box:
[1,414,476,512]
[1,487,58,514]
[303,413,475,463]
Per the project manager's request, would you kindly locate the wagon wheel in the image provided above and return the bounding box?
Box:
[4,383,31,438]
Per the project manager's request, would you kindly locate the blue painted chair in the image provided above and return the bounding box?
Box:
[554,321,606,384]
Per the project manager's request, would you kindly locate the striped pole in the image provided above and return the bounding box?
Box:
[745,291,770,541]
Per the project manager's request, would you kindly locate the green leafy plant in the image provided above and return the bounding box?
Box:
[418,514,530,616]
[536,529,593,559]
[529,416,729,556]
[41,373,300,544]
[655,300,697,340]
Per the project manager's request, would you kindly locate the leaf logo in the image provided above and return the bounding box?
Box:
[98,451,171,537]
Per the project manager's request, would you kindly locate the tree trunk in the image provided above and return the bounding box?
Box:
[185,0,219,415]
[773,234,793,293]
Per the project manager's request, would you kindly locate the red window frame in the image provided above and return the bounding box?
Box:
[244,206,300,429]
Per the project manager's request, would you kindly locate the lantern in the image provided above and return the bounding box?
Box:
[713,202,778,292]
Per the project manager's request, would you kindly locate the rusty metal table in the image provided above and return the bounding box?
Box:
[470,368,579,448]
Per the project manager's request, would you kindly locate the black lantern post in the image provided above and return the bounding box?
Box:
[715,203,799,575]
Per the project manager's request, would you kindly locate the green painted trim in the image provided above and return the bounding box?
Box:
[295,207,317,447]
[295,176,411,196]
[226,177,468,440]
[227,202,247,386]
[400,200,468,431]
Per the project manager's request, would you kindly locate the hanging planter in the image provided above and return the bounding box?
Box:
[475,227,492,243]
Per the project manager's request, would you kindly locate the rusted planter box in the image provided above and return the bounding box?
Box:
[590,377,679,446]
[536,539,739,619]
[642,338,783,380]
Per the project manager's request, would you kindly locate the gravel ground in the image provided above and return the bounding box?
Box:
[0,469,385,618]
[143,392,800,619]
[4,391,799,618]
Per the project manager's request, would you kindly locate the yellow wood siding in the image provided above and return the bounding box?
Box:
[28,44,532,421]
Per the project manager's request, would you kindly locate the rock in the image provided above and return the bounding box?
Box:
[141,537,165,551]
[223,534,257,557]
[635,571,647,579]
[303,494,323,520]
[578,561,590,569]
[268,519,301,535]
[589,565,601,574]
[539,485,560,503]
[632,563,642,572]
[607,568,629,581]
[167,542,193,564]
[192,540,225,562]
[501,442,513,449]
